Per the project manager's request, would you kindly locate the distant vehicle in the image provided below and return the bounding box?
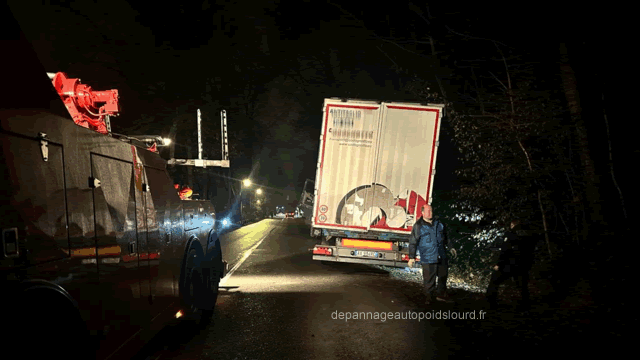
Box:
[310,98,444,268]
[274,205,286,218]
[299,179,314,224]
[286,212,294,219]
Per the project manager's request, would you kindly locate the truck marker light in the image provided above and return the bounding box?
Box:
[175,310,183,318]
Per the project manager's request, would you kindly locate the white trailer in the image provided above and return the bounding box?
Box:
[311,98,444,267]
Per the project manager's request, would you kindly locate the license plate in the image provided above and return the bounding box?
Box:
[356,250,377,257]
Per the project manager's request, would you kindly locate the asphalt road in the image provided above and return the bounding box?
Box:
[132,218,600,360]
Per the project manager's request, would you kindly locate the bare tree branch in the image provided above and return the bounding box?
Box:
[444,25,510,48]
[489,71,507,90]
[494,42,513,107]
[376,45,399,69]
[328,0,448,102]
[429,36,448,101]
[328,1,432,60]
[602,90,627,223]
[498,45,551,256]
[377,37,431,59]
[408,2,430,25]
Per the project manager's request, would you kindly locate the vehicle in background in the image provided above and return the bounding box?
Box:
[274,205,286,218]
[310,98,444,268]
[298,179,314,225]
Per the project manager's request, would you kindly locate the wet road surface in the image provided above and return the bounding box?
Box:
[133,218,600,359]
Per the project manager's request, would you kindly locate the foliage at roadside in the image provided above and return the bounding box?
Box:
[404,41,594,289]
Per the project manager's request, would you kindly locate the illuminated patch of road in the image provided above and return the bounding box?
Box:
[219,228,274,286]
[217,273,361,293]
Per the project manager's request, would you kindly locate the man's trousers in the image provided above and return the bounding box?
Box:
[421,258,448,300]
[485,266,530,306]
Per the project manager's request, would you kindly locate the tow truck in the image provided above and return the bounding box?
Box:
[1,10,230,359]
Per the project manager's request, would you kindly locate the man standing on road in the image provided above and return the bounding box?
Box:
[408,204,456,305]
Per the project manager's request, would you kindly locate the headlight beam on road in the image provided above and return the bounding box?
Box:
[219,228,274,287]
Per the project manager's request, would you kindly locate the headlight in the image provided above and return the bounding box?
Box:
[222,218,229,227]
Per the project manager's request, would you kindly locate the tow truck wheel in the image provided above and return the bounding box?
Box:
[201,233,223,321]
[179,242,204,318]
[12,289,89,360]
[200,265,220,322]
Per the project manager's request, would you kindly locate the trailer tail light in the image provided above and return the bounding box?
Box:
[401,254,420,262]
[313,246,333,256]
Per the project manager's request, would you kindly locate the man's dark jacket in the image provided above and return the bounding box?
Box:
[409,217,449,264]
[496,228,536,273]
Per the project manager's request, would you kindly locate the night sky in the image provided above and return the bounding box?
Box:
[6,1,633,215]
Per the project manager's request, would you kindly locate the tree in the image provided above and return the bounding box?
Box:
[447,46,574,257]
[558,43,602,241]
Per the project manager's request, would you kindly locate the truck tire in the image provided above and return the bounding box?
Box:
[179,240,205,318]
[200,269,219,322]
[10,287,89,360]
[201,231,223,321]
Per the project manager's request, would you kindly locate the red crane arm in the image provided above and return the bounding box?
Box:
[50,72,120,134]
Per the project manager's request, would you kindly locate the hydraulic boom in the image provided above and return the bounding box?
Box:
[48,71,119,134]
